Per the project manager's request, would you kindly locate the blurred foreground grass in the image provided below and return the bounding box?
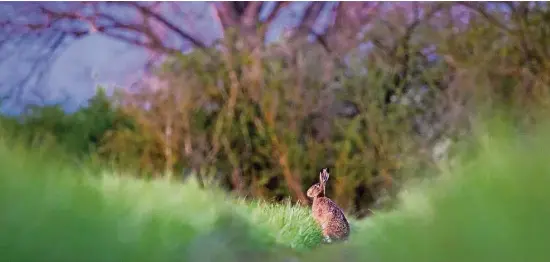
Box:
[0,140,321,262]
[2,117,550,262]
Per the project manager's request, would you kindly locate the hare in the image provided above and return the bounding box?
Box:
[306,168,350,243]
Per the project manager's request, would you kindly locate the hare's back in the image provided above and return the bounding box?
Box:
[313,198,348,222]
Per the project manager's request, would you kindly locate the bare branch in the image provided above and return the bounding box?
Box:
[3,2,208,53]
[263,2,289,24]
[212,2,240,29]
[457,2,514,33]
[321,2,381,55]
[241,1,263,27]
[280,2,329,51]
[299,1,326,31]
[120,2,207,49]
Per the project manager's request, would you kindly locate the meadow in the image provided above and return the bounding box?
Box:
[2,117,550,262]
[3,3,550,261]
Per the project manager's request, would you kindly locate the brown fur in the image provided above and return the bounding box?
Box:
[307,168,350,242]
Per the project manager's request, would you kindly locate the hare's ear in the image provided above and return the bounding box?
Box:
[319,168,330,184]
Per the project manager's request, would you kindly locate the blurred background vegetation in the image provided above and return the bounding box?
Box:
[2,2,550,219]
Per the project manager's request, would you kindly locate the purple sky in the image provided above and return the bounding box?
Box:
[1,2,492,113]
[1,2,327,113]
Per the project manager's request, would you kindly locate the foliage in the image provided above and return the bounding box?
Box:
[5,3,550,217]
[305,116,550,262]
[95,38,439,215]
[2,116,550,261]
[0,87,135,167]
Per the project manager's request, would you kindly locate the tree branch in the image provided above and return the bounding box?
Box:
[121,2,207,49]
[457,2,514,34]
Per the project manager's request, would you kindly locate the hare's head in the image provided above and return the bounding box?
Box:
[307,168,330,198]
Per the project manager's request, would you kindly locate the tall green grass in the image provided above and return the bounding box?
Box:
[0,139,320,262]
[304,118,550,262]
[2,117,550,262]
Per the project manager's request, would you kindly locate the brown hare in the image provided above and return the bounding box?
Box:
[307,168,350,243]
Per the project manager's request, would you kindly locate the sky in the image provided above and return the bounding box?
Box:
[1,2,503,115]
[0,2,320,114]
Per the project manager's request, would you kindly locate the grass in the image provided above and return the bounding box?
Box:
[2,117,550,262]
[0,140,321,262]
[306,118,550,262]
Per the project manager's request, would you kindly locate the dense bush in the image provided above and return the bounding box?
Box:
[0,88,135,168]
[4,3,550,218]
